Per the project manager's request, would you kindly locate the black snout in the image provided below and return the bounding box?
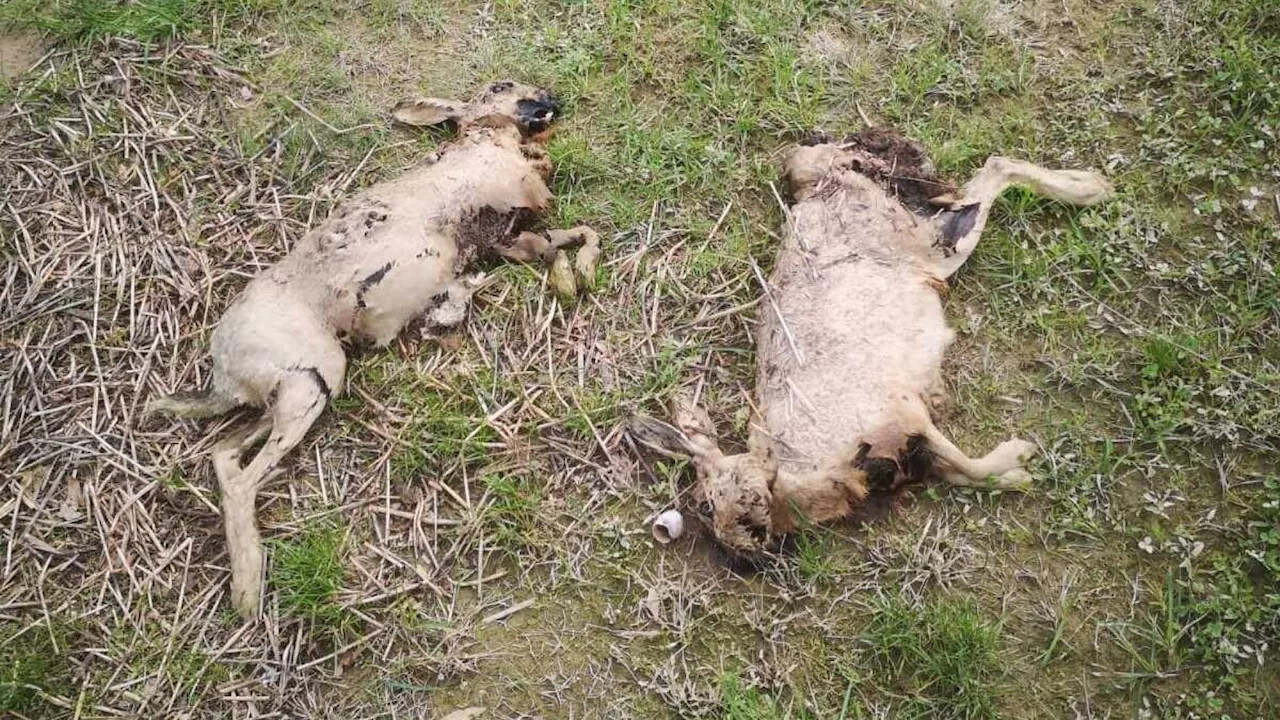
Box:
[516,92,560,133]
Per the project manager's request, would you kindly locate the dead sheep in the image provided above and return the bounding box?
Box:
[149,81,599,618]
[632,129,1113,559]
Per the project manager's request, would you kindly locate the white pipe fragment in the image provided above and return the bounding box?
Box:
[652,509,685,545]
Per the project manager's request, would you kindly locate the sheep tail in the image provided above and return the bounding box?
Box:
[146,387,240,419]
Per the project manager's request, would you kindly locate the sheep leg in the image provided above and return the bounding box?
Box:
[210,415,272,613]
[545,226,600,253]
[497,226,595,261]
[921,420,1036,490]
[931,157,1114,277]
[217,371,329,619]
[497,231,556,263]
[500,226,601,302]
[211,416,274,481]
[498,227,601,287]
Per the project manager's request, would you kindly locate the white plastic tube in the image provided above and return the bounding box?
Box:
[651,509,685,544]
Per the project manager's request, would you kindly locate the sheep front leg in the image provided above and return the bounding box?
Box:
[547,226,602,288]
[498,226,601,302]
[930,157,1114,278]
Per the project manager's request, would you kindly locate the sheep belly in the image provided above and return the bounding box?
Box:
[350,247,458,344]
[287,143,541,345]
[755,228,952,475]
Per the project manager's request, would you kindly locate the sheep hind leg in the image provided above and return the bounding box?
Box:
[921,421,1036,490]
[930,157,1114,278]
[218,371,330,619]
[211,415,273,482]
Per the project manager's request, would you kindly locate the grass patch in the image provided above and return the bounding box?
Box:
[0,0,275,43]
[719,672,809,720]
[1117,476,1280,714]
[862,594,1004,719]
[480,473,543,552]
[271,520,347,626]
[0,623,75,715]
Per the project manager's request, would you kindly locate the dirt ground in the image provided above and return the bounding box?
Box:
[0,32,43,80]
[1,1,1277,718]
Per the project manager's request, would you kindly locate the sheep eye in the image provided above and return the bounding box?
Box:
[698,501,714,517]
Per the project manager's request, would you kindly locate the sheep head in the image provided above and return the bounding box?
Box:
[629,400,778,559]
[393,80,560,140]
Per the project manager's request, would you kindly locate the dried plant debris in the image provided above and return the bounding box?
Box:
[3,0,1279,716]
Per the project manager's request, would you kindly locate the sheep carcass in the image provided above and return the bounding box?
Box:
[149,81,598,617]
[632,130,1113,558]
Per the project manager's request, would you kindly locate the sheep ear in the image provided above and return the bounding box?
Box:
[627,416,697,459]
[391,97,466,126]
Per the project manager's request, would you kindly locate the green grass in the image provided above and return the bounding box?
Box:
[480,473,544,552]
[708,594,1004,720]
[0,0,277,42]
[719,673,811,720]
[271,520,348,626]
[1,0,193,42]
[861,595,1003,720]
[0,623,74,715]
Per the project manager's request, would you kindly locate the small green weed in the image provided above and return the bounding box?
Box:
[791,525,842,585]
[480,473,543,552]
[0,622,74,714]
[720,672,813,720]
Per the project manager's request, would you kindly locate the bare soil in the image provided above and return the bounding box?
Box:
[0,31,43,81]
